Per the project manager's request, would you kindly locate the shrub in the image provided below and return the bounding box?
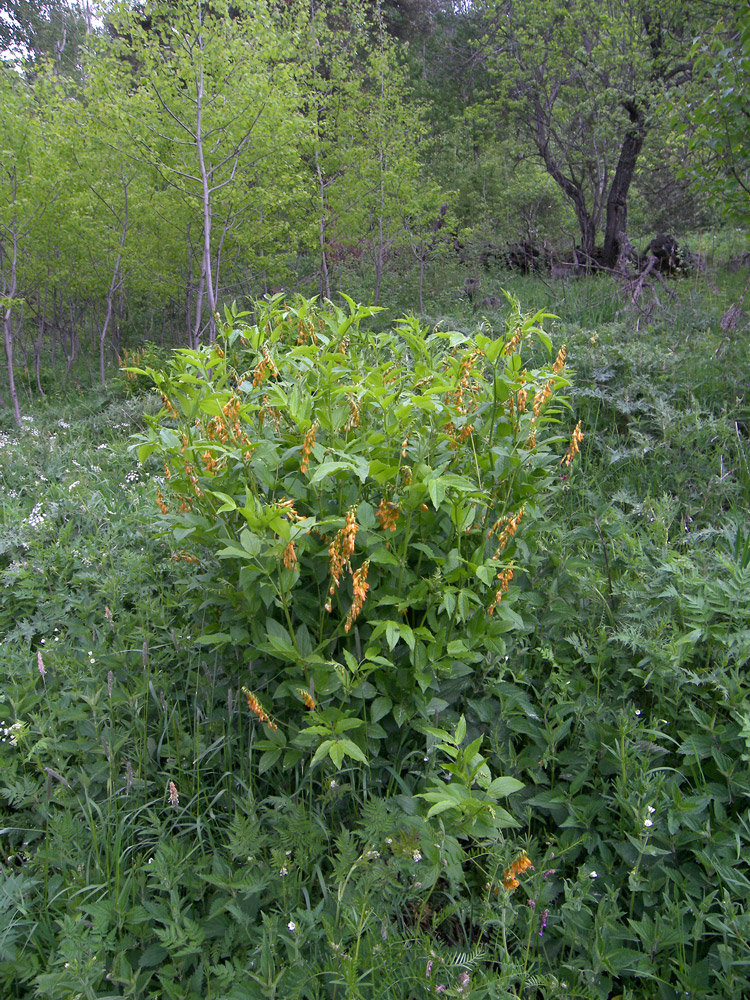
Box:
[130,293,578,784]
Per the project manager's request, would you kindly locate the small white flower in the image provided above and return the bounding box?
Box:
[329,779,338,789]
[648,805,655,813]
[412,850,422,863]
[589,870,598,878]
[279,866,288,877]
[287,921,296,932]
[644,818,653,827]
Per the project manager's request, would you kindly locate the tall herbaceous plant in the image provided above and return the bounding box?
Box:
[130,294,581,787]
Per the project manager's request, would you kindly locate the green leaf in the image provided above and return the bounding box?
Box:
[311,740,334,767]
[139,944,169,968]
[487,776,525,797]
[338,739,368,764]
[427,477,446,508]
[371,696,392,723]
[454,715,466,744]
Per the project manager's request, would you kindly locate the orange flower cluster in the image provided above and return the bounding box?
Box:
[300,422,318,474]
[503,853,533,892]
[444,421,476,450]
[326,506,359,611]
[296,319,317,344]
[282,540,297,570]
[445,348,482,415]
[561,421,584,466]
[516,387,528,414]
[252,352,278,388]
[503,327,523,355]
[382,363,399,385]
[344,397,361,431]
[552,345,567,374]
[241,686,277,731]
[161,394,177,417]
[276,497,302,522]
[487,564,514,615]
[298,688,316,710]
[259,395,282,433]
[376,499,400,532]
[183,463,204,498]
[156,488,169,515]
[201,449,219,474]
[204,396,252,452]
[489,507,525,551]
[170,549,200,565]
[533,379,554,419]
[119,348,143,379]
[345,560,370,633]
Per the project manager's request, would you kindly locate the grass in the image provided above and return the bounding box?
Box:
[1,261,749,999]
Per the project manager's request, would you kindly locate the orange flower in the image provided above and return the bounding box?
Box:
[503,327,522,355]
[533,379,554,418]
[298,688,316,710]
[241,686,277,731]
[489,507,525,551]
[552,345,567,374]
[561,420,584,466]
[502,853,532,892]
[376,499,400,532]
[282,540,297,570]
[487,565,514,615]
[300,422,318,474]
[345,560,370,632]
[326,506,359,610]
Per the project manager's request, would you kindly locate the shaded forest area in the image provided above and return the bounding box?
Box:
[0,0,748,416]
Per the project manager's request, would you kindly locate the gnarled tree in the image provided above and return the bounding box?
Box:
[478,0,714,270]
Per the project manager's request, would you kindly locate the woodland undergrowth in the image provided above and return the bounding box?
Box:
[0,285,749,1000]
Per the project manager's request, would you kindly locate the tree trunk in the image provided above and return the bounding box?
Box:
[602,101,646,270]
[315,148,331,300]
[2,227,22,427]
[99,177,128,385]
[35,313,45,396]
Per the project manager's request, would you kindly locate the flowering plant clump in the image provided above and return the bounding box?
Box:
[129,292,579,775]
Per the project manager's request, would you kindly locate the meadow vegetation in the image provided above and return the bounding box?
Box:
[1,261,749,999]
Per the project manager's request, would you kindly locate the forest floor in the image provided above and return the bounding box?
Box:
[1,259,749,999]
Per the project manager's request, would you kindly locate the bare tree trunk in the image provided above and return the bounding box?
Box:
[99,175,129,385]
[602,101,646,271]
[35,312,45,397]
[373,148,385,306]
[195,62,218,344]
[2,226,22,427]
[315,148,331,300]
